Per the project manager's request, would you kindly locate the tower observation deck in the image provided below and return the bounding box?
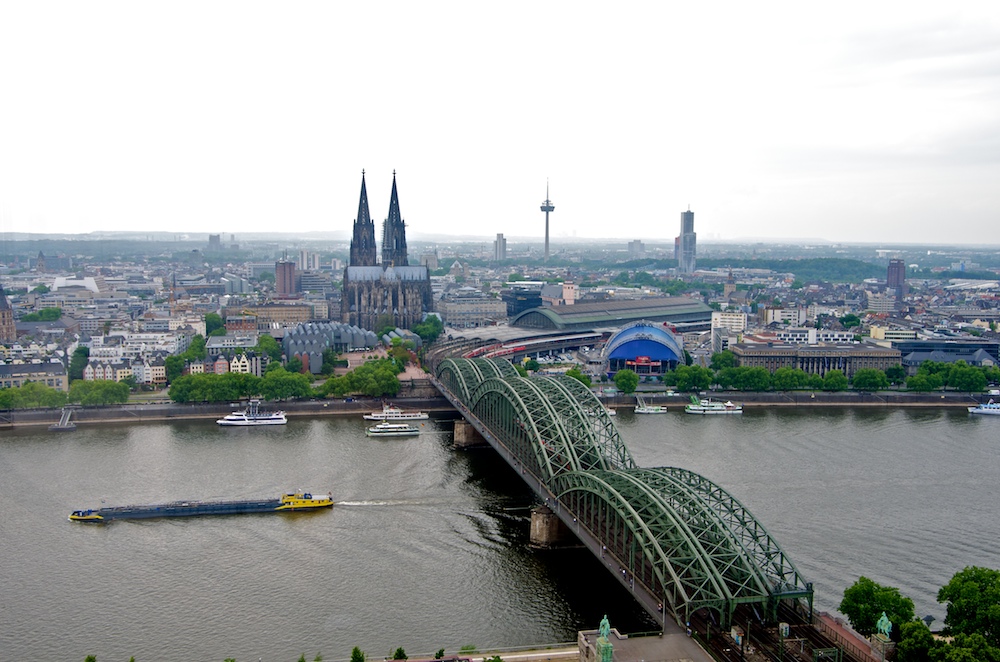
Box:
[540,182,555,261]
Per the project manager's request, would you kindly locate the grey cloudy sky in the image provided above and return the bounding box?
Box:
[1,2,998,244]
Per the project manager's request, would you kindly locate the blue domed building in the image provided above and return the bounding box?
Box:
[604,321,684,378]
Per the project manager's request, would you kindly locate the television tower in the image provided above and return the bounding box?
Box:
[540,181,555,261]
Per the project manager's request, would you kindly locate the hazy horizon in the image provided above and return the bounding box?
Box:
[1,2,998,244]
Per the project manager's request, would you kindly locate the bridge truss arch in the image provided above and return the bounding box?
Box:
[433,358,812,627]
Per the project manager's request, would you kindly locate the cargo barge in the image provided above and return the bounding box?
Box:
[69,491,333,523]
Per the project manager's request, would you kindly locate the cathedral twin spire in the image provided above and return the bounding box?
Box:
[349,171,408,268]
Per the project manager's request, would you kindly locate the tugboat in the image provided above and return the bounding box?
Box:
[217,400,287,426]
[365,421,422,437]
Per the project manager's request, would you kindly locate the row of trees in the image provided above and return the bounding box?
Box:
[318,358,403,398]
[168,367,313,403]
[0,379,130,409]
[840,567,1000,661]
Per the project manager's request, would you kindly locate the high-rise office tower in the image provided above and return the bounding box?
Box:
[493,233,507,262]
[678,209,697,273]
[887,259,906,298]
[540,182,555,261]
[275,260,297,295]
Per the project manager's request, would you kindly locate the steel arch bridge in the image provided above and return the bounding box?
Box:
[435,358,812,628]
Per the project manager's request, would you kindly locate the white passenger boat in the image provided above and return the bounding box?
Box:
[363,403,430,421]
[634,395,669,414]
[684,396,743,415]
[217,400,287,426]
[969,399,1000,415]
[365,421,422,437]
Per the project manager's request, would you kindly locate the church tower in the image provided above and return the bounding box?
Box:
[381,171,409,267]
[349,171,378,266]
[0,284,15,343]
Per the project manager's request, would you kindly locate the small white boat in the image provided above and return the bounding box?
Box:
[217,400,287,426]
[969,399,1000,415]
[365,421,422,437]
[634,395,669,414]
[685,395,743,415]
[363,403,430,421]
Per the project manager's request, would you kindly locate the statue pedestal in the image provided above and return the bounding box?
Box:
[596,637,613,662]
[871,634,894,659]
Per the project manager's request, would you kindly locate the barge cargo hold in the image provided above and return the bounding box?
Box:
[69,491,333,523]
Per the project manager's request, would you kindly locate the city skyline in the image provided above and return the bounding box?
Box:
[1,3,998,244]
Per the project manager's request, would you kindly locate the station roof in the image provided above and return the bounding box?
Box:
[510,297,712,331]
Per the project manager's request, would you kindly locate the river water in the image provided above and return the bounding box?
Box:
[1,407,996,661]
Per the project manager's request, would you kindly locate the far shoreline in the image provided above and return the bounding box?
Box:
[2,388,989,429]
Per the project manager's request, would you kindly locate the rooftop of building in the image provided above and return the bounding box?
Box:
[510,297,712,331]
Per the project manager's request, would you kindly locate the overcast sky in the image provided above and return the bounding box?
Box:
[1,2,998,245]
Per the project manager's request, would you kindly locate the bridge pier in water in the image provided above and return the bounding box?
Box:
[529,504,570,548]
[452,419,488,448]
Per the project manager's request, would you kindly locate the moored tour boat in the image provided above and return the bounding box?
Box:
[363,403,430,421]
[685,395,743,415]
[365,421,422,437]
[634,395,669,414]
[969,399,1000,415]
[217,400,287,426]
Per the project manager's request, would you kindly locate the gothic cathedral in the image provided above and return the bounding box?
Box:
[341,172,432,331]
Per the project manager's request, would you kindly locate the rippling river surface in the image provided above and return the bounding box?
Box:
[2,407,997,661]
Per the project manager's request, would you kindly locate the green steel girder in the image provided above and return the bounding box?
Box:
[654,467,810,599]
[436,358,475,404]
[540,376,635,471]
[468,375,582,483]
[473,357,519,381]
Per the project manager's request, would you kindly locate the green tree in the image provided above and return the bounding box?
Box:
[392,648,407,660]
[524,358,540,372]
[938,566,1000,646]
[69,346,90,381]
[674,365,713,392]
[565,367,592,387]
[205,312,224,335]
[886,364,907,385]
[613,369,639,394]
[935,633,1000,661]
[350,646,366,662]
[772,366,809,391]
[20,307,62,322]
[85,656,97,662]
[839,576,915,639]
[897,620,939,662]
[320,348,339,376]
[948,363,988,392]
[434,650,445,659]
[413,315,444,344]
[840,313,861,329]
[514,364,528,377]
[822,369,849,391]
[165,354,186,383]
[255,334,283,362]
[69,379,130,405]
[285,356,304,374]
[852,368,889,391]
[907,374,935,391]
[709,350,737,371]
